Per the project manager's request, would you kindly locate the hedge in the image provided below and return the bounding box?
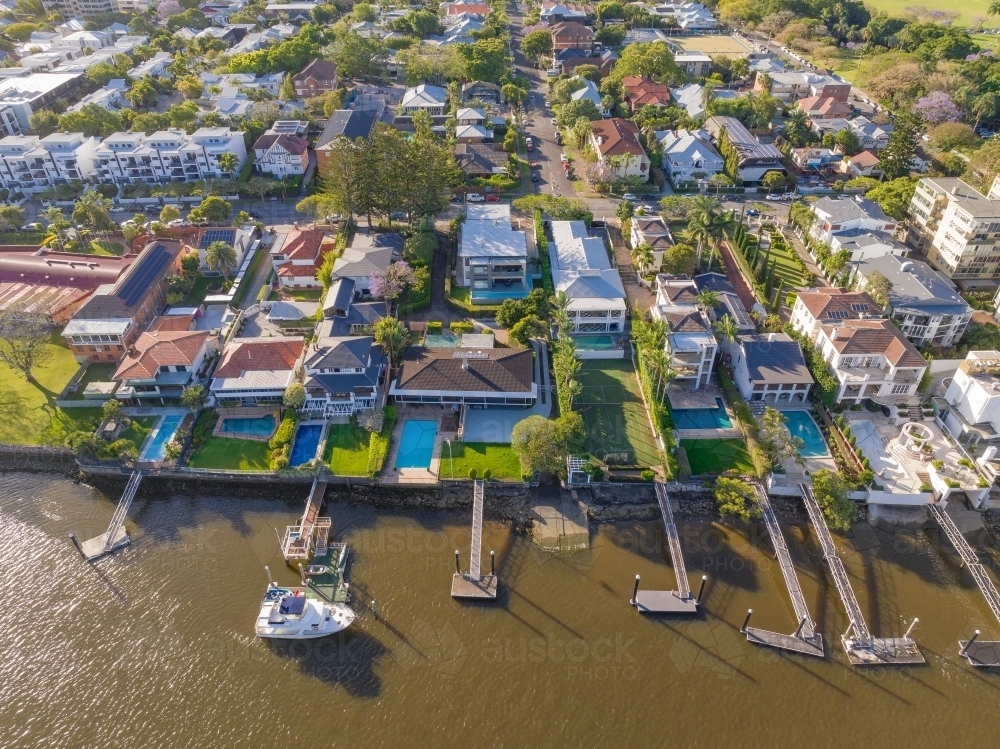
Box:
[427,321,443,333]
[534,209,554,294]
[367,405,397,477]
[268,411,298,450]
[450,321,474,333]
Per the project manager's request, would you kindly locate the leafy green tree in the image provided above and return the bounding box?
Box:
[279,73,296,102]
[283,382,306,408]
[520,29,552,61]
[177,76,204,99]
[195,196,232,224]
[0,205,25,232]
[835,128,862,156]
[330,32,386,79]
[125,76,158,109]
[218,152,239,176]
[811,469,857,531]
[0,307,51,383]
[509,315,547,347]
[353,2,376,21]
[57,104,123,138]
[612,41,681,83]
[180,385,206,410]
[713,477,761,522]
[865,177,916,222]
[373,316,411,366]
[879,111,919,180]
[615,200,634,223]
[167,101,200,132]
[72,190,116,233]
[159,205,181,224]
[556,99,601,127]
[29,109,59,137]
[758,407,804,470]
[205,241,237,277]
[862,269,892,310]
[761,171,786,191]
[661,242,697,275]
[85,62,123,88]
[510,414,577,476]
[456,38,507,82]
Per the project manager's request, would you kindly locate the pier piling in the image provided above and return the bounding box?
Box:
[961,630,980,656]
[455,550,460,574]
[68,533,85,559]
[696,575,707,605]
[741,609,753,633]
[631,575,640,605]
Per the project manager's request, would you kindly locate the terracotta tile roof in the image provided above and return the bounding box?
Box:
[798,288,878,320]
[820,319,926,367]
[394,347,534,393]
[621,76,671,108]
[147,314,196,332]
[112,329,212,380]
[279,229,329,263]
[550,21,594,40]
[591,118,646,158]
[252,133,308,156]
[796,95,852,118]
[214,338,304,378]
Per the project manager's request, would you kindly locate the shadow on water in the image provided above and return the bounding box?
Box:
[265,629,387,698]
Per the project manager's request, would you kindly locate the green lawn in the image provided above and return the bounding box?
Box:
[67,362,117,400]
[863,0,991,27]
[184,276,222,306]
[0,329,103,445]
[756,237,810,289]
[187,435,271,470]
[118,416,158,453]
[91,240,124,256]
[443,442,521,480]
[680,439,754,476]
[323,424,371,476]
[576,360,660,468]
[268,288,324,301]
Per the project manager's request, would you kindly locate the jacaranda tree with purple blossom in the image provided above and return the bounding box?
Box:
[916,91,962,125]
[369,261,416,305]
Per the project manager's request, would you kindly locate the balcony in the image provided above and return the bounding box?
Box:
[838,366,888,382]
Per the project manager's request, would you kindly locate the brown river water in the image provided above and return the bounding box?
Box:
[3,472,1000,749]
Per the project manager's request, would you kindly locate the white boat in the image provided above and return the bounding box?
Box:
[255,586,356,639]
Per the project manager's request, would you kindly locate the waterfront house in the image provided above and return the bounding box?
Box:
[111,323,219,404]
[389,347,537,407]
[210,337,305,406]
[728,332,813,404]
[941,351,1000,448]
[301,330,385,417]
[457,204,530,302]
[651,276,716,389]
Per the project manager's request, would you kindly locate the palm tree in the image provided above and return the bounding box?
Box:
[990,0,1000,15]
[713,314,738,343]
[972,92,999,129]
[205,241,237,278]
[631,242,654,273]
[695,289,719,311]
[218,152,239,176]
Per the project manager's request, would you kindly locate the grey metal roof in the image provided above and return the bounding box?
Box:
[324,277,356,316]
[741,333,813,384]
[856,254,971,316]
[306,336,375,370]
[316,109,378,148]
[831,228,907,253]
[813,196,890,224]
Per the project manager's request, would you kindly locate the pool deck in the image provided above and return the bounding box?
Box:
[676,427,743,440]
[382,411,444,484]
[668,386,721,411]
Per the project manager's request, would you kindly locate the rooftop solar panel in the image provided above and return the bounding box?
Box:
[116,243,172,309]
[199,228,236,249]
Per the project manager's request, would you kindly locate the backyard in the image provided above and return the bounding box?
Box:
[66,363,117,400]
[680,438,755,476]
[186,435,271,470]
[0,330,101,445]
[754,232,812,290]
[118,416,158,455]
[324,424,371,476]
[576,360,660,468]
[441,442,521,480]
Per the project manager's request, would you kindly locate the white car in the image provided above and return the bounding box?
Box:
[560,153,568,162]
[466,193,486,202]
[622,193,638,202]
[551,117,557,125]
[766,194,780,201]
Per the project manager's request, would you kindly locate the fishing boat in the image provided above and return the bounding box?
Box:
[255,585,355,639]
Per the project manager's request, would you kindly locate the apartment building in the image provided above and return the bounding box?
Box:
[93,128,247,185]
[0,132,100,194]
[41,0,117,16]
[940,351,1000,448]
[907,176,1000,287]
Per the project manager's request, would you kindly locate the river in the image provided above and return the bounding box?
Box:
[3,472,1000,748]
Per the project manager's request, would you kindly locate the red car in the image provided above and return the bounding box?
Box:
[485,193,500,202]
[526,140,534,151]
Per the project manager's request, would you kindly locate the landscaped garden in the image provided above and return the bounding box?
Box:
[186,435,272,470]
[324,423,371,476]
[0,330,101,445]
[118,416,158,455]
[576,360,660,468]
[441,442,521,480]
[680,438,755,476]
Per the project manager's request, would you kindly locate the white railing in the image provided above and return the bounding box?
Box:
[103,470,142,552]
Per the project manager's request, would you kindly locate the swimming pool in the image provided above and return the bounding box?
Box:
[290,424,323,466]
[220,415,276,439]
[396,420,438,469]
[141,414,183,462]
[781,410,830,457]
[424,331,460,347]
[673,398,734,430]
[571,334,616,350]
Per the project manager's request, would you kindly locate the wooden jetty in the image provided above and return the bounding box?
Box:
[741,485,823,657]
[452,480,497,599]
[801,484,923,666]
[281,476,331,564]
[632,482,700,614]
[76,470,142,561]
[928,503,1000,667]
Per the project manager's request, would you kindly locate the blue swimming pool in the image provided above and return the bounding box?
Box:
[220,415,276,438]
[782,410,830,457]
[673,398,733,430]
[290,424,323,466]
[141,414,183,461]
[396,420,438,469]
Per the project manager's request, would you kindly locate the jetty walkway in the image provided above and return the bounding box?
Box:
[452,480,497,599]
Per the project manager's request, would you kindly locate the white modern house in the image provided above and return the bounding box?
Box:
[399,84,447,116]
[940,351,1000,448]
[456,204,530,303]
[656,128,724,189]
[853,255,972,348]
[651,276,716,389]
[827,228,908,263]
[808,195,896,246]
[550,220,627,357]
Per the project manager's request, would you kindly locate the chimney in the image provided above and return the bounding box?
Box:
[830,328,838,341]
[952,185,959,195]
[462,356,469,370]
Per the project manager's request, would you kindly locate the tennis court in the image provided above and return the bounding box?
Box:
[575,360,660,468]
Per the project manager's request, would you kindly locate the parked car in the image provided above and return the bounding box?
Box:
[765,193,780,201]
[746,208,760,217]
[166,219,190,228]
[555,134,563,145]
[622,193,638,202]
[450,195,464,203]
[526,140,534,151]
[723,194,737,201]
[466,193,486,202]
[560,153,568,162]
[20,222,42,232]
[531,172,539,182]
[639,194,659,201]
[485,193,500,202]
[144,204,161,214]
[551,118,557,125]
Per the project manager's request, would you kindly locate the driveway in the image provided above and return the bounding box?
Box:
[717,239,760,312]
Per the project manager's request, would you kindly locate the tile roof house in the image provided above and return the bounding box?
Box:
[550,21,594,52]
[210,337,305,405]
[841,150,881,178]
[621,76,671,112]
[651,276,716,388]
[292,58,338,98]
[656,128,724,188]
[390,347,537,407]
[728,333,813,404]
[795,95,853,120]
[271,229,333,289]
[853,255,972,348]
[790,288,881,339]
[111,327,219,403]
[251,131,309,177]
[813,319,928,404]
[301,329,385,416]
[560,49,618,78]
[629,215,673,272]
[589,118,649,179]
[64,241,182,364]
